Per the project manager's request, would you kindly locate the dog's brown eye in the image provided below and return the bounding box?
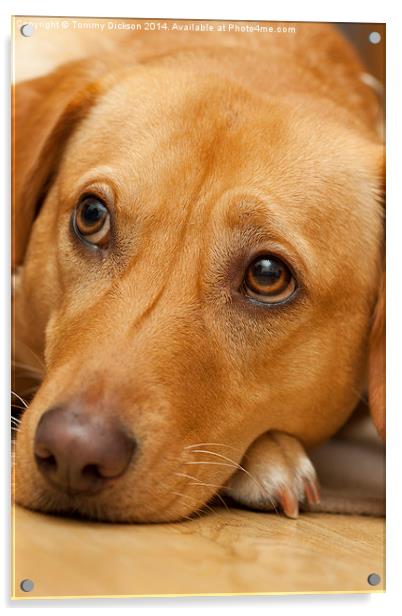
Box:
[244,256,296,303]
[73,196,111,247]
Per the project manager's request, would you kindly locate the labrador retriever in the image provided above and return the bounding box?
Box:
[12,21,385,522]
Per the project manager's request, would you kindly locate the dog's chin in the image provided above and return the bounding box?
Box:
[14,480,212,524]
[13,433,226,522]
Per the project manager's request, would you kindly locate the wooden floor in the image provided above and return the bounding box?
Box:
[12,504,385,599]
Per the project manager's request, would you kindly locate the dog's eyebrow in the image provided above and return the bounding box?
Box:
[60,166,142,217]
[219,188,315,277]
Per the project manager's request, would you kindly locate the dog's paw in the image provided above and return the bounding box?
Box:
[225,431,320,518]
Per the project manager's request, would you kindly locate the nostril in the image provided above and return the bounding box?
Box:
[35,452,57,471]
[34,439,58,474]
[82,464,105,481]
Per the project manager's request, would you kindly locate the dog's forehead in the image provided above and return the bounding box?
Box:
[67,68,282,180]
[65,70,336,200]
[59,67,382,272]
[64,68,376,193]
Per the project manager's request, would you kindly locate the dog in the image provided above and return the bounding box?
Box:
[12,21,385,522]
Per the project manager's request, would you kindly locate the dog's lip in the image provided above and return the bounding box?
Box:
[32,471,219,521]
[40,476,109,499]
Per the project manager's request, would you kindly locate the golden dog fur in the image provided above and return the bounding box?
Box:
[12,22,385,521]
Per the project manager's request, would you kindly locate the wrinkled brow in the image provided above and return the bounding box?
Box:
[218,189,315,275]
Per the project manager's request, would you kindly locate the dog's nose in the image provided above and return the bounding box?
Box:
[34,406,136,495]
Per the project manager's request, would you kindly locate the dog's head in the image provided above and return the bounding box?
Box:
[13,55,385,521]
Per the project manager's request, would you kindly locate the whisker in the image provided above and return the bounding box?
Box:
[179,513,196,522]
[172,491,216,516]
[188,482,230,511]
[176,471,230,512]
[190,449,260,483]
[187,450,275,506]
[189,481,224,490]
[13,342,46,370]
[184,507,204,521]
[172,491,203,506]
[10,404,27,412]
[190,449,241,464]
[172,491,196,502]
[12,371,42,382]
[211,493,230,511]
[198,501,216,515]
[184,442,238,451]
[19,385,40,396]
[174,472,199,482]
[11,391,28,408]
[12,360,43,377]
[185,461,237,468]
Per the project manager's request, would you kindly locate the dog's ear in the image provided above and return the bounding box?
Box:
[12,58,117,268]
[368,268,385,440]
[366,144,385,441]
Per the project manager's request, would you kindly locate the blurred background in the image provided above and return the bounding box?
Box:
[338,23,385,86]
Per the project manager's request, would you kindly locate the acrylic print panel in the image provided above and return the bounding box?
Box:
[11,16,385,599]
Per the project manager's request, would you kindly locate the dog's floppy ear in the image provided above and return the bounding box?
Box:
[368,268,385,440]
[366,145,385,441]
[12,58,116,268]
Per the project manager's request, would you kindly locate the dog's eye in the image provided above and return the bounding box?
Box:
[73,196,111,247]
[243,256,296,303]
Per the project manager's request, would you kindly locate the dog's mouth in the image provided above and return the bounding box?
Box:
[14,466,227,523]
[13,416,239,523]
[26,481,228,524]
[12,381,248,522]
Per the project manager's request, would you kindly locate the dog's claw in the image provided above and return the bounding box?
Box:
[226,431,320,518]
[277,488,299,518]
[303,477,321,506]
[274,477,320,517]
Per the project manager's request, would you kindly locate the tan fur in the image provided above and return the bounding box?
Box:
[12,22,384,522]
[368,270,386,439]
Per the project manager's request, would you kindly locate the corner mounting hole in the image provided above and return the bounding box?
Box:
[367,572,381,586]
[369,31,381,45]
[20,24,34,37]
[20,578,34,592]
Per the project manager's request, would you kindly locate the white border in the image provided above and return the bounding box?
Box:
[2,1,401,614]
